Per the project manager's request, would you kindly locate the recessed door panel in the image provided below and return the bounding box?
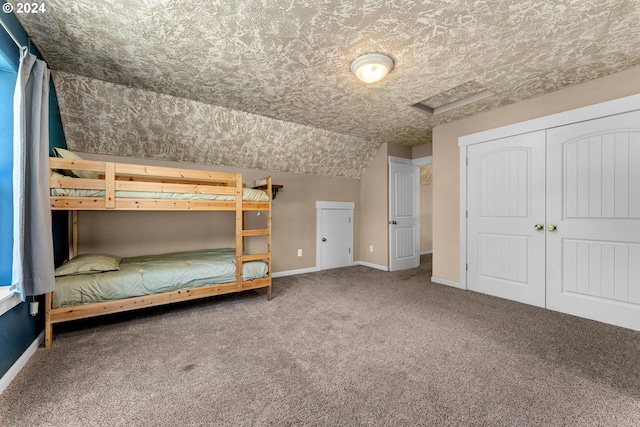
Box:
[478,233,529,284]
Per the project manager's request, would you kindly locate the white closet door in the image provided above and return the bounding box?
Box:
[467,131,546,307]
[546,110,640,330]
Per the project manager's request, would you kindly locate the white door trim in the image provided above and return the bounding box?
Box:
[413,155,433,166]
[316,201,355,210]
[460,147,469,290]
[315,201,355,270]
[388,155,413,165]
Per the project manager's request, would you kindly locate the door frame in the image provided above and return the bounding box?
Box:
[316,201,355,270]
[414,156,433,258]
[459,93,640,291]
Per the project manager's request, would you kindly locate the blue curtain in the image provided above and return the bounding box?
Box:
[11,47,54,300]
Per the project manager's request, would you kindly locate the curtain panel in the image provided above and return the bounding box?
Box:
[11,47,54,300]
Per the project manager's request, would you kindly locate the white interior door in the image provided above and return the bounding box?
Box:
[546,110,640,330]
[389,158,419,271]
[467,131,547,307]
[319,208,353,270]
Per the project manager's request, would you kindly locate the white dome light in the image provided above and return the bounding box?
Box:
[350,53,394,84]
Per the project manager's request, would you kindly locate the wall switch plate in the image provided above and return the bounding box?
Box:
[369,245,373,252]
[297,249,302,257]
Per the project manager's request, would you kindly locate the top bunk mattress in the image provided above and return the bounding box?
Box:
[51,186,269,202]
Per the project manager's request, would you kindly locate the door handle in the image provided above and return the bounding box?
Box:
[547,224,557,232]
[322,238,327,242]
[534,224,544,231]
[389,220,397,225]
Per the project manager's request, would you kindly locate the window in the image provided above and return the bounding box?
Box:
[0,68,15,284]
[0,22,19,311]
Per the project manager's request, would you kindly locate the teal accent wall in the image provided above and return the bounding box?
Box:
[1,5,68,379]
[0,301,42,376]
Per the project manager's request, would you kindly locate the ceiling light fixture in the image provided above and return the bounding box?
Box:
[350,53,394,84]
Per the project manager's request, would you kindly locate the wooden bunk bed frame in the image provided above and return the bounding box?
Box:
[45,157,272,347]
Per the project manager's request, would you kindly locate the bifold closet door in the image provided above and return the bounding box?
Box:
[546,110,640,331]
[467,131,546,308]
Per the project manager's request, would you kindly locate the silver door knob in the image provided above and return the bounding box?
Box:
[547,224,557,231]
[390,220,397,225]
[322,238,327,242]
[534,224,544,231]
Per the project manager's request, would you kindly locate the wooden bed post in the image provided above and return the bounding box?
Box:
[235,174,243,290]
[45,292,53,348]
[267,176,272,301]
[72,210,79,258]
[242,211,247,249]
[104,162,116,209]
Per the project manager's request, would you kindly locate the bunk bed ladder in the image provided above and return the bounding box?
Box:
[240,176,273,300]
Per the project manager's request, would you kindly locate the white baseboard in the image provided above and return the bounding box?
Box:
[431,276,465,290]
[420,250,433,255]
[0,331,44,395]
[272,266,319,278]
[354,261,389,271]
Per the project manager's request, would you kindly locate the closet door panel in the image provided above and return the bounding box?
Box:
[546,109,640,331]
[467,131,546,307]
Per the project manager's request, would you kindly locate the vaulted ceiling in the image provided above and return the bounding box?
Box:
[11,0,640,176]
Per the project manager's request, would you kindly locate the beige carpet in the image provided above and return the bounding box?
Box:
[2,255,640,426]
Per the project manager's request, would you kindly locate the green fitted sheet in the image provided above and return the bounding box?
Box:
[53,248,268,309]
[51,186,270,202]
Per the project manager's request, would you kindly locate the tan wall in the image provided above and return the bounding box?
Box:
[432,65,640,283]
[420,177,433,253]
[77,153,360,273]
[359,144,389,266]
[412,143,432,159]
[387,143,412,159]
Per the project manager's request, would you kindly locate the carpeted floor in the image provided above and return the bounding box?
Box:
[2,255,640,426]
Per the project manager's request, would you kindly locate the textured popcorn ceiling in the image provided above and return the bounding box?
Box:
[10,0,640,176]
[53,71,378,179]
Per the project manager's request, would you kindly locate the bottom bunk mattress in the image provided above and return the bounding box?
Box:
[53,248,268,309]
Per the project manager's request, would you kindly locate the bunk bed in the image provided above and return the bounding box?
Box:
[46,156,272,347]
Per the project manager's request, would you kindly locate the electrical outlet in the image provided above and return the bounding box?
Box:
[369,245,373,252]
[297,249,302,257]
